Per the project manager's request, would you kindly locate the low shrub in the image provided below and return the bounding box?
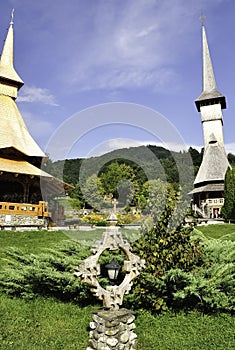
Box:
[163,232,235,313]
[0,240,94,305]
[125,230,235,313]
[1,228,235,314]
[117,213,142,225]
[80,213,108,226]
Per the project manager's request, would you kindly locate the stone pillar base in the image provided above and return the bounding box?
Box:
[87,308,138,350]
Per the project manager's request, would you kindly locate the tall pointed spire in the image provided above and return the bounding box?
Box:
[1,9,15,68]
[195,23,226,111]
[0,10,45,158]
[190,18,230,220]
[202,24,216,92]
[0,9,24,97]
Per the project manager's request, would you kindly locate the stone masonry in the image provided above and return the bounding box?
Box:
[87,308,138,350]
[0,214,48,230]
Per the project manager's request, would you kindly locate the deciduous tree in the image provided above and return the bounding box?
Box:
[99,162,139,207]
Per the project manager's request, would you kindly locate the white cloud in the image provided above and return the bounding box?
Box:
[18,85,58,106]
[78,67,178,93]
[87,139,146,157]
[225,143,235,155]
[14,0,222,94]
[62,0,208,92]
[86,138,196,158]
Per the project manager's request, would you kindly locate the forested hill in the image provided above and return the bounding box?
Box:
[45,145,203,186]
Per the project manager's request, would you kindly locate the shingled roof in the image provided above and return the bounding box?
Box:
[189,183,224,195]
[0,157,73,193]
[0,21,23,89]
[0,94,45,158]
[194,141,229,186]
[195,25,226,111]
[0,17,45,158]
[0,15,73,196]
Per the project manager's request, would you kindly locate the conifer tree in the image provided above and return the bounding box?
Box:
[128,185,202,312]
[222,167,235,221]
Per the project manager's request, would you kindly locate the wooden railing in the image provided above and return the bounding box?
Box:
[0,201,50,217]
[201,198,224,205]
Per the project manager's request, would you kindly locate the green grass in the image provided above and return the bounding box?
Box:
[0,294,91,350]
[0,230,67,254]
[0,226,234,349]
[51,229,104,246]
[136,310,235,349]
[0,230,68,271]
[196,223,235,241]
[0,294,234,350]
[66,227,141,244]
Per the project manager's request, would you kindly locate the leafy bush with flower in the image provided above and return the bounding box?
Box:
[80,213,108,226]
[117,213,142,225]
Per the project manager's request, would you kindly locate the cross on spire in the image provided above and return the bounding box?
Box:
[10,8,14,26]
[200,14,205,26]
[0,8,24,92]
[112,198,118,214]
[195,18,226,111]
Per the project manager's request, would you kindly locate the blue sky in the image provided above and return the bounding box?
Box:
[1,0,235,160]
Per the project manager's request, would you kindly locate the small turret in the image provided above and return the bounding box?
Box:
[0,9,24,99]
[0,9,45,159]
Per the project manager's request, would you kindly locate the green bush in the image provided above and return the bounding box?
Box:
[1,225,235,314]
[80,213,108,226]
[0,240,94,305]
[127,229,235,313]
[163,232,235,313]
[125,187,203,312]
[125,225,203,312]
[125,187,235,314]
[117,213,142,225]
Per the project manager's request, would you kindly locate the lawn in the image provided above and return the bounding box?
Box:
[196,223,235,241]
[0,225,234,349]
[0,230,67,255]
[0,294,234,350]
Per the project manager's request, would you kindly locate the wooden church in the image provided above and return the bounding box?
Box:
[190,22,230,219]
[0,14,71,229]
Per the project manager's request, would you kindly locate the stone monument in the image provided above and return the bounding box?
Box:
[74,212,145,350]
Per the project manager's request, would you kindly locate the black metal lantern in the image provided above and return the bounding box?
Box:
[105,259,121,284]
